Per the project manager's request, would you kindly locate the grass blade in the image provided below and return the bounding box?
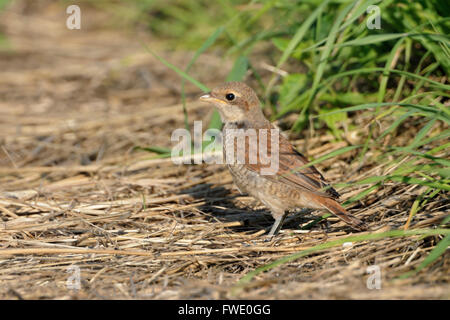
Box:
[398,233,450,279]
[142,43,209,92]
[233,228,450,294]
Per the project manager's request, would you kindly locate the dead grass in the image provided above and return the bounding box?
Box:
[0,1,448,300]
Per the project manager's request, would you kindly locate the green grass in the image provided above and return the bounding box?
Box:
[0,0,9,10]
[0,0,11,49]
[143,0,449,194]
[232,228,450,294]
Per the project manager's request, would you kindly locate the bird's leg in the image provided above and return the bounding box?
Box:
[268,212,287,238]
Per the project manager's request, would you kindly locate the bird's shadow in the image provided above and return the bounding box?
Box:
[178,183,316,234]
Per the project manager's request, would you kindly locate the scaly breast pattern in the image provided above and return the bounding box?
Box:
[222,122,315,217]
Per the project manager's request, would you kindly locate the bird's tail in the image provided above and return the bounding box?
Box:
[320,197,368,231]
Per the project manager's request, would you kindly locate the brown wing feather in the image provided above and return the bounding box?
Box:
[243,125,340,199]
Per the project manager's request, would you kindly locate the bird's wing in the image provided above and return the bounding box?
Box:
[244,126,340,199]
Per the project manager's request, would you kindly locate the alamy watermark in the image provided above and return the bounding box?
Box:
[66,265,81,290]
[171,121,280,175]
[66,5,81,30]
[366,265,382,290]
[366,5,381,30]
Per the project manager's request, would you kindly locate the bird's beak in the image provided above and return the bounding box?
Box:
[199,94,226,104]
[199,94,212,101]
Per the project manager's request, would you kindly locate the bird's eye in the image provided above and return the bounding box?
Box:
[225,93,235,101]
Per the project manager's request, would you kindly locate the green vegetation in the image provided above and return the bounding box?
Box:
[141,0,449,202]
[0,0,11,48]
[233,228,450,294]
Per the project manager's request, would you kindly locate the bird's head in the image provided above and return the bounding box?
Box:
[199,82,265,124]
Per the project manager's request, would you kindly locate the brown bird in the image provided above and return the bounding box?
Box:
[200,82,367,237]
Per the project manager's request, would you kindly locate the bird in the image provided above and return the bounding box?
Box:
[199,81,367,237]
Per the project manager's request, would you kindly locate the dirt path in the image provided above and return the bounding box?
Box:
[0,2,448,299]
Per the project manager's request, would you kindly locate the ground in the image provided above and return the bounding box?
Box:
[0,2,448,299]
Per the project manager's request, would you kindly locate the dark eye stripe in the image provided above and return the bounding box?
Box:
[225,93,235,101]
